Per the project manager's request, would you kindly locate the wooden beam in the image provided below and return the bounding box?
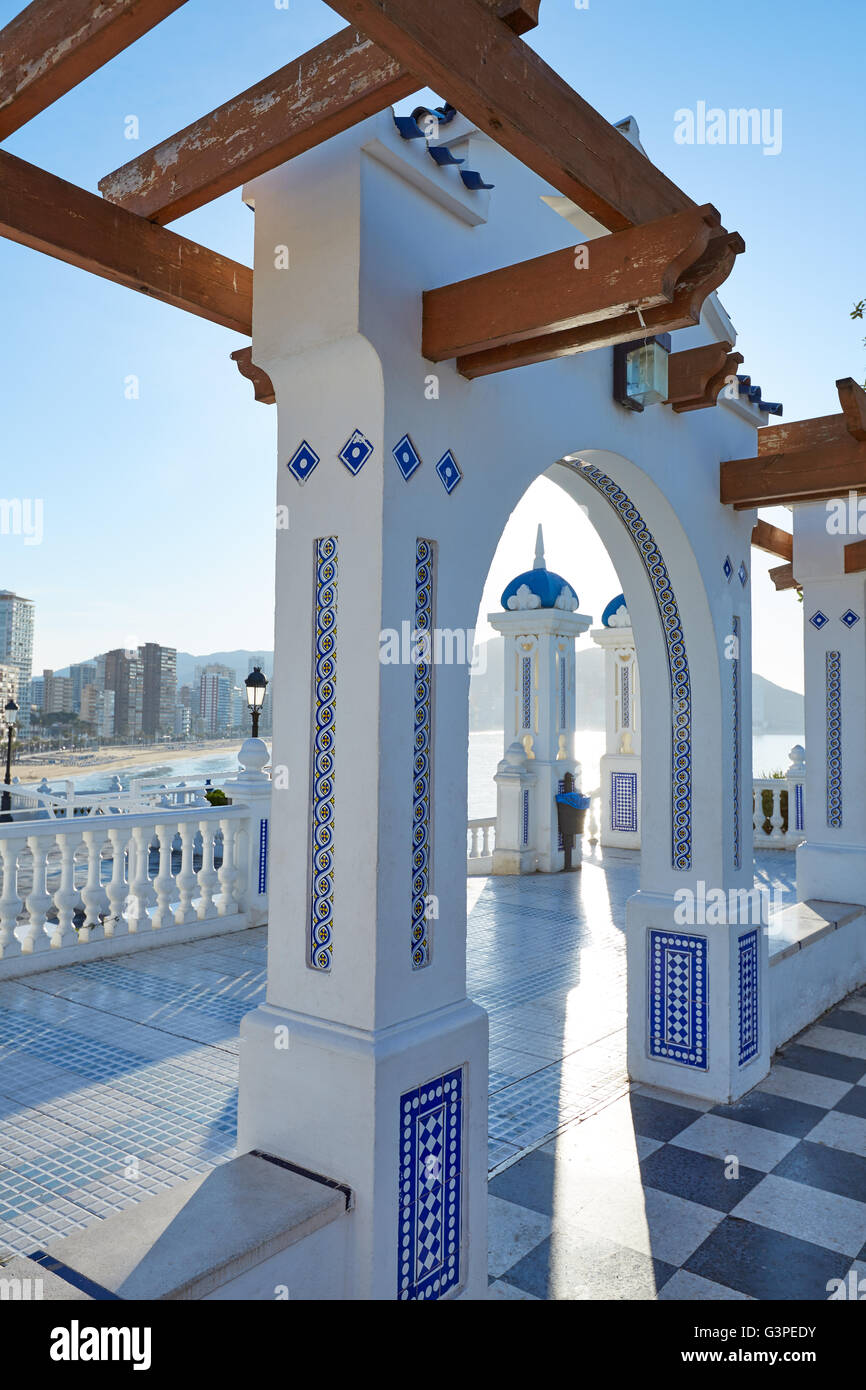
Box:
[838,376,866,442]
[454,227,742,378]
[666,341,744,413]
[423,205,721,362]
[326,0,694,231]
[768,563,800,592]
[0,150,252,334]
[492,1,541,33]
[231,347,275,405]
[721,433,866,508]
[757,378,866,457]
[99,28,418,224]
[844,539,866,575]
[0,0,189,140]
[751,519,793,562]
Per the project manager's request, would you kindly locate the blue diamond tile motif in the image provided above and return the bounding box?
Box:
[436,450,463,494]
[286,439,320,484]
[393,434,422,481]
[738,561,748,587]
[738,929,759,1066]
[841,609,861,629]
[810,610,829,630]
[611,770,638,833]
[649,931,707,1070]
[398,1068,463,1301]
[723,555,733,582]
[339,428,373,476]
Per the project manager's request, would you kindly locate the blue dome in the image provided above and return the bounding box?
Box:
[602,594,628,627]
[500,524,578,611]
[501,568,576,610]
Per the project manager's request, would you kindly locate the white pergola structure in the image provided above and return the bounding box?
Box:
[3,0,866,1304]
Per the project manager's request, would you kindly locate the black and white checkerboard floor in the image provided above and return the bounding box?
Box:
[487,990,866,1300]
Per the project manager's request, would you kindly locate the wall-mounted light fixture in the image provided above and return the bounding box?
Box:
[613,334,671,412]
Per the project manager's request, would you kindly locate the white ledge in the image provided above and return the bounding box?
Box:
[768,899,865,964]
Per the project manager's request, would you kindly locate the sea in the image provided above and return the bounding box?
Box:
[50,731,804,822]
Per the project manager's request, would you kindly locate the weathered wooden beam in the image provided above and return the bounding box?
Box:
[768,562,800,592]
[99,28,418,224]
[231,347,275,405]
[493,1,541,33]
[0,150,252,334]
[326,0,694,231]
[454,227,743,379]
[424,205,721,362]
[0,0,189,140]
[844,538,866,575]
[838,376,866,441]
[751,519,793,562]
[722,433,866,509]
[757,378,866,457]
[666,341,743,413]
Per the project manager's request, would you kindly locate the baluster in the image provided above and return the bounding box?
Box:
[481,823,489,857]
[217,818,239,916]
[752,787,759,844]
[197,819,220,919]
[174,820,198,924]
[234,823,249,914]
[0,836,25,960]
[151,822,176,930]
[770,785,785,843]
[470,825,479,859]
[22,834,52,955]
[79,828,109,942]
[104,825,130,936]
[126,824,153,932]
[52,830,80,949]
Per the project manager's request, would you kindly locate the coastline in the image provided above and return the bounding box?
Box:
[12,739,247,786]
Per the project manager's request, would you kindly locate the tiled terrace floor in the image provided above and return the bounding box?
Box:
[0,847,808,1300]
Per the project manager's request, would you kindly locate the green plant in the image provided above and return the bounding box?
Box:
[205,787,229,806]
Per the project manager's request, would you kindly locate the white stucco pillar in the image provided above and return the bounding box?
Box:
[234,148,487,1302]
[591,608,641,849]
[794,501,866,905]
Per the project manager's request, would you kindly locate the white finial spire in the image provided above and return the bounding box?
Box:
[534,523,546,570]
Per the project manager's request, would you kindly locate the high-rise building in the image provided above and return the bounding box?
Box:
[41,668,75,715]
[139,643,177,739]
[174,702,191,739]
[198,665,233,736]
[69,660,99,713]
[103,649,144,739]
[29,674,44,709]
[80,684,115,739]
[0,590,34,734]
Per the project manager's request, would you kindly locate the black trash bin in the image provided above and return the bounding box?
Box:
[555,774,590,872]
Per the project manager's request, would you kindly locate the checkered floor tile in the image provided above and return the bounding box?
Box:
[489,999,866,1300]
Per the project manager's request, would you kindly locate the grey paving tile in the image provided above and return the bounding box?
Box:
[685,1217,850,1300]
[731,1174,866,1256]
[757,1065,852,1109]
[671,1115,799,1173]
[501,1226,676,1301]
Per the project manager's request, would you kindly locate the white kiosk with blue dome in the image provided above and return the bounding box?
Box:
[489,526,592,873]
[591,593,641,849]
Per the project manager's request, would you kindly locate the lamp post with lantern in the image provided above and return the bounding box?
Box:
[244,666,269,739]
[1,698,19,819]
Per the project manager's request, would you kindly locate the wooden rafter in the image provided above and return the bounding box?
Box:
[751,519,793,562]
[0,150,252,334]
[451,227,743,379]
[0,0,189,141]
[231,347,275,405]
[768,563,800,592]
[326,0,694,231]
[844,539,866,574]
[99,29,418,224]
[723,378,866,508]
[666,341,743,413]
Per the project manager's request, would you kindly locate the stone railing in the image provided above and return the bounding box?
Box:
[0,739,272,978]
[467,817,496,876]
[753,745,806,850]
[5,773,219,819]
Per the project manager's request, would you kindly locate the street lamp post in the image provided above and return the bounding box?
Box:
[244,666,268,739]
[1,698,19,819]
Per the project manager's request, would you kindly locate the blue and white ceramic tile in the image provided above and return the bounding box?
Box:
[393,434,422,481]
[723,555,733,583]
[286,440,320,485]
[338,428,373,476]
[649,930,708,1070]
[810,611,829,631]
[310,538,338,970]
[840,609,861,629]
[257,818,269,896]
[398,1067,463,1301]
[611,770,638,834]
[826,650,842,828]
[738,928,759,1066]
[738,561,748,587]
[435,450,462,494]
[731,616,741,871]
[411,540,434,970]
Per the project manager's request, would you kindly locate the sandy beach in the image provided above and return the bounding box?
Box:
[12,739,241,786]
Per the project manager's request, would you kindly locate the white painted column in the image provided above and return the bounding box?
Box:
[592,621,641,849]
[794,501,866,905]
[225,737,272,926]
[235,148,486,1301]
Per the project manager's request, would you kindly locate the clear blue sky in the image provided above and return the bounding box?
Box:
[1,0,862,688]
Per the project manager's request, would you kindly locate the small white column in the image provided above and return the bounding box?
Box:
[489,527,591,873]
[795,501,866,905]
[591,597,641,849]
[491,742,537,873]
[225,737,272,926]
[785,744,806,848]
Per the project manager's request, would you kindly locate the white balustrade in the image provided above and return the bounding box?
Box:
[467,817,496,875]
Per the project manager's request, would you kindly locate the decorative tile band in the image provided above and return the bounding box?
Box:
[611,770,638,833]
[522,788,529,847]
[826,650,842,828]
[398,1067,463,1301]
[575,463,692,869]
[412,540,435,970]
[621,663,631,730]
[649,931,708,1070]
[521,655,532,731]
[795,782,804,832]
[559,654,567,730]
[257,818,269,896]
[309,537,338,971]
[738,928,759,1066]
[732,615,741,871]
